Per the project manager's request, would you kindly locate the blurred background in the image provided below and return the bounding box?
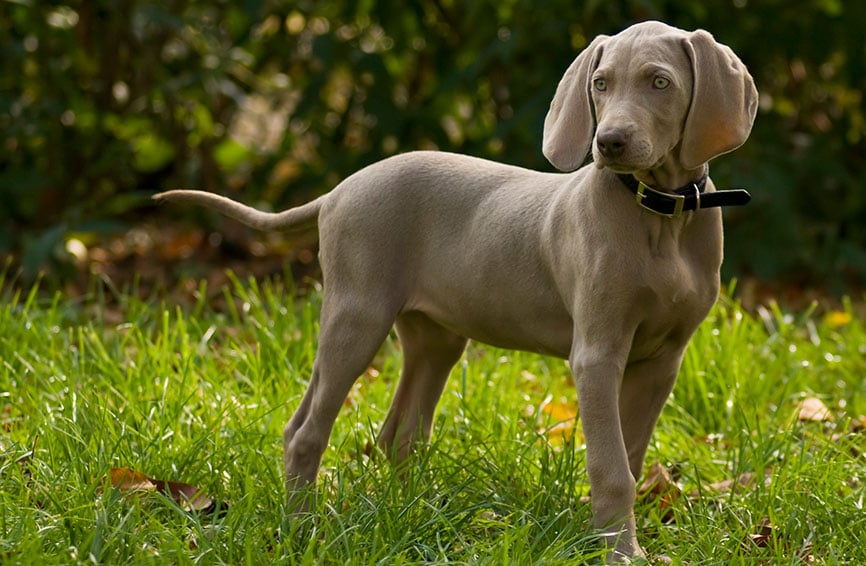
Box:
[1,0,864,304]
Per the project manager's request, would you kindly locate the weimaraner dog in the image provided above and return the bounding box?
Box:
[156,20,757,563]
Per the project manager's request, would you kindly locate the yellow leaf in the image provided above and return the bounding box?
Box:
[546,420,577,444]
[541,400,578,422]
[824,310,852,329]
[539,399,580,445]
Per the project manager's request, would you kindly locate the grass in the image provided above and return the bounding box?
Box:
[1,269,865,564]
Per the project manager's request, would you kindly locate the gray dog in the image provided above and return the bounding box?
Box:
[156,21,757,562]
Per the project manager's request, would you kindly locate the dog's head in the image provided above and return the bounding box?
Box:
[542,21,758,174]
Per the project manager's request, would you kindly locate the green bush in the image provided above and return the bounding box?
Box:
[1,1,863,291]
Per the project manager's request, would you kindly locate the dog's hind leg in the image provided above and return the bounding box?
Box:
[378,312,468,462]
[282,292,399,505]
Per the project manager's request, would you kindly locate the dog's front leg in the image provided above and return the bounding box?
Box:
[619,349,685,481]
[571,350,645,563]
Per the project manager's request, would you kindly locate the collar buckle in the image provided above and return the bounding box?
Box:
[635,181,685,218]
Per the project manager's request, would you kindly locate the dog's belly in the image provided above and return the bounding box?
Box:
[404,286,574,358]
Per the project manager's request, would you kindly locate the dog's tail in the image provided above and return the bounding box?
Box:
[153,190,322,233]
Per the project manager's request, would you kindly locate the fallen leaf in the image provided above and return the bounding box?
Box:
[709,471,757,493]
[103,467,217,513]
[797,397,833,422]
[824,310,851,329]
[13,436,38,487]
[2,404,17,432]
[544,420,579,444]
[109,467,156,492]
[154,479,214,512]
[850,415,866,432]
[159,229,204,261]
[742,516,815,562]
[520,370,537,382]
[541,400,578,422]
[363,367,380,381]
[539,400,580,444]
[746,516,774,548]
[638,462,680,523]
[831,416,866,456]
[689,468,772,498]
[699,432,729,448]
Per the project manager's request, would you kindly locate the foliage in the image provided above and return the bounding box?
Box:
[1,0,864,290]
[2,273,866,562]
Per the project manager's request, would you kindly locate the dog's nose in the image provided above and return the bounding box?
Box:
[596,128,629,159]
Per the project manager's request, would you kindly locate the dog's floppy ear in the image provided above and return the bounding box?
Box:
[542,35,608,172]
[679,30,758,170]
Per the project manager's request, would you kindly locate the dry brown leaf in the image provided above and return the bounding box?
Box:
[689,468,772,498]
[831,416,866,456]
[159,229,205,261]
[638,461,680,523]
[156,479,214,512]
[745,516,774,548]
[2,404,17,433]
[797,397,833,422]
[742,516,815,562]
[850,415,866,432]
[709,471,756,493]
[103,467,217,513]
[108,467,156,492]
[518,370,548,394]
[363,367,380,381]
[699,432,730,449]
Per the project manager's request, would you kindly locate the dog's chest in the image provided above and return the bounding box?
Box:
[629,252,719,361]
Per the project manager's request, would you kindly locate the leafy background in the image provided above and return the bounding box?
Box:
[1,0,864,296]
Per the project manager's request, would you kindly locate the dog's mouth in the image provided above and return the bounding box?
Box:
[594,158,645,174]
[599,161,635,173]
[594,152,666,176]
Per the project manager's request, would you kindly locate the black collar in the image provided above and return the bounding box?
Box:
[616,173,751,218]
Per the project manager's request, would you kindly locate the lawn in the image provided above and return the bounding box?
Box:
[1,269,864,564]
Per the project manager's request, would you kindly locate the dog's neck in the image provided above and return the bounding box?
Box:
[614,165,752,218]
[631,163,708,193]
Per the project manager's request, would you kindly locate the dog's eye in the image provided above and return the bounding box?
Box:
[593,78,607,91]
[653,76,670,89]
